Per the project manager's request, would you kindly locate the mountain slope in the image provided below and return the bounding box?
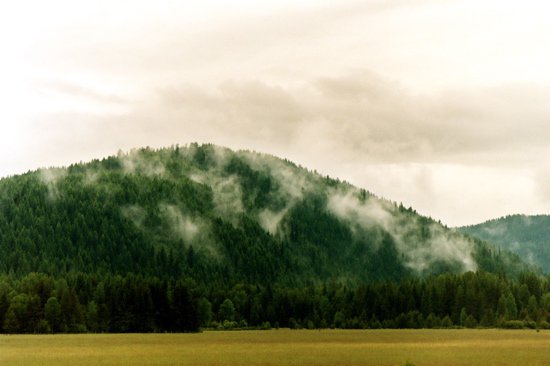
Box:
[0,144,529,284]
[459,214,550,273]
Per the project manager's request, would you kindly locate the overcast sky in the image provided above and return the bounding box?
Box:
[2,0,550,226]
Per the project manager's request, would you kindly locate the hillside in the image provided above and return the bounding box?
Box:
[0,144,527,284]
[459,214,550,273]
[0,143,543,333]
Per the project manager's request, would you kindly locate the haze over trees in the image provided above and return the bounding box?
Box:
[0,143,544,332]
[460,215,550,273]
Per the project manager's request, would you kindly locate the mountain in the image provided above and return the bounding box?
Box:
[0,143,542,334]
[0,143,528,285]
[459,214,550,273]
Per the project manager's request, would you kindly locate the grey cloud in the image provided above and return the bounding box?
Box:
[8,0,550,231]
[36,80,130,105]
[155,71,550,167]
[315,71,402,102]
[160,81,306,141]
[23,69,550,228]
[29,70,550,185]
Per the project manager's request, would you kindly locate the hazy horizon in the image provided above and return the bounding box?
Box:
[3,0,550,226]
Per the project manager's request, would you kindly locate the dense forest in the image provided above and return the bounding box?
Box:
[460,215,550,272]
[1,270,550,333]
[0,143,540,332]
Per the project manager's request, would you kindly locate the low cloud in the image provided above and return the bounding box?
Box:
[160,204,200,243]
[121,205,147,228]
[25,70,550,226]
[119,149,166,177]
[6,0,550,228]
[156,72,550,167]
[327,187,476,273]
[258,209,288,235]
[187,165,245,221]
[238,151,317,233]
[39,167,67,201]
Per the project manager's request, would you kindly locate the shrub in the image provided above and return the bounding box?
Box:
[441,316,453,328]
[222,320,238,330]
[425,313,441,329]
[502,320,524,329]
[288,318,300,329]
[464,315,478,328]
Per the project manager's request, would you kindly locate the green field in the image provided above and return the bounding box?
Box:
[1,329,549,366]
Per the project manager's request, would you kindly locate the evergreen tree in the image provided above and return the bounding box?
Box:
[44,297,62,332]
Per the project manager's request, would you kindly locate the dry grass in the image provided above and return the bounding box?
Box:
[0,329,549,366]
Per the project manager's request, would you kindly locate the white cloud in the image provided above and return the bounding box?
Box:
[2,0,550,226]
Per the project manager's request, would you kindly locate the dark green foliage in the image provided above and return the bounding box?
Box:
[44,297,62,332]
[200,270,550,330]
[0,143,540,333]
[0,144,532,285]
[460,215,550,273]
[0,273,200,333]
[4,293,41,333]
[1,270,550,333]
[197,297,213,327]
[219,299,236,322]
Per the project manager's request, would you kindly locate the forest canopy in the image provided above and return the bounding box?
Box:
[0,144,539,332]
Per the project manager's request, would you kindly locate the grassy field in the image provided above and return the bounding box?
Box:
[1,329,549,366]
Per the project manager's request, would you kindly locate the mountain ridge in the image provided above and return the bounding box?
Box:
[0,143,530,284]
[0,143,543,334]
[459,214,550,273]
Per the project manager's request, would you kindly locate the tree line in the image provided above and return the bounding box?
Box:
[1,270,550,333]
[0,273,198,333]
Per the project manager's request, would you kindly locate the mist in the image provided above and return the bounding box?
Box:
[31,143,504,276]
[327,187,476,273]
[39,167,67,201]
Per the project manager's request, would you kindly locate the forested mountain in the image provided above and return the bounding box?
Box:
[0,144,526,283]
[0,143,539,333]
[460,215,550,273]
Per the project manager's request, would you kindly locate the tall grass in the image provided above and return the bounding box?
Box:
[0,329,548,366]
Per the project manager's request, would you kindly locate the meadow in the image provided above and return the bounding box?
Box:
[0,329,548,366]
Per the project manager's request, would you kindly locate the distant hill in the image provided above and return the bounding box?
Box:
[459,214,550,273]
[0,144,529,285]
[0,143,543,334]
